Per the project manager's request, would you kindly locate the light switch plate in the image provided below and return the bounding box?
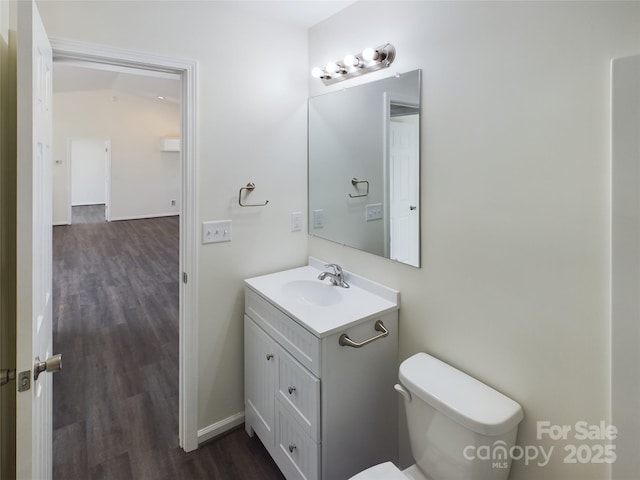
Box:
[202,220,232,244]
[313,209,324,229]
[291,212,302,232]
[365,203,383,221]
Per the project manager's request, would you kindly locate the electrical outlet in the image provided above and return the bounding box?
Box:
[202,220,232,244]
[291,212,302,232]
[365,203,383,221]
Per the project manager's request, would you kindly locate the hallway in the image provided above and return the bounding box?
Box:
[51,209,283,479]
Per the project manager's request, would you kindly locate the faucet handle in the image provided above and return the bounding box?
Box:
[320,263,349,288]
[324,263,342,274]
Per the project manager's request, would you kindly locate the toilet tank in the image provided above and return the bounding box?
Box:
[399,353,524,480]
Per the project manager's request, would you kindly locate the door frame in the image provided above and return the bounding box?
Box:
[105,140,111,222]
[50,37,200,451]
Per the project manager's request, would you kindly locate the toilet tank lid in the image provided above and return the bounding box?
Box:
[399,353,524,436]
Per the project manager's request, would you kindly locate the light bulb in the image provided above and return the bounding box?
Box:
[362,47,377,62]
[325,61,339,73]
[343,54,358,67]
[311,67,324,78]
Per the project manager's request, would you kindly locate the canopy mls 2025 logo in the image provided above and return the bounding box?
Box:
[463,420,617,469]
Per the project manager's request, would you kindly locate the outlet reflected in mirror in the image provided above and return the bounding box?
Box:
[308,69,421,267]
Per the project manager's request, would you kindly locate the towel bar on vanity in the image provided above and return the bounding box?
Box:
[339,320,389,348]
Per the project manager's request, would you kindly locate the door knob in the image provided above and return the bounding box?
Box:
[34,354,62,381]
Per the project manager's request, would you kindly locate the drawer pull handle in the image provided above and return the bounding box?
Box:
[339,320,389,348]
[288,444,297,453]
[288,386,296,395]
[266,353,274,361]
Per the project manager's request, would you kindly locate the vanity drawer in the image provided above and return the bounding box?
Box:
[277,347,320,442]
[246,288,321,376]
[276,404,320,480]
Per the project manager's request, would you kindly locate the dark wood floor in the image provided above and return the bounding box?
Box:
[52,207,284,480]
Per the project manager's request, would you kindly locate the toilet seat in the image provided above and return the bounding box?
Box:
[349,462,407,480]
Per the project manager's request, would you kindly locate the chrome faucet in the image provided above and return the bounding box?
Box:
[318,264,349,288]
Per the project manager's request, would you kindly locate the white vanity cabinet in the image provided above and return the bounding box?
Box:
[244,311,321,480]
[244,260,399,480]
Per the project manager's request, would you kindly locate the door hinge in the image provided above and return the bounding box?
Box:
[0,369,15,387]
[183,272,188,284]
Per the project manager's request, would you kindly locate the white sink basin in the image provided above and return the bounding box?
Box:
[282,280,342,307]
[245,257,399,337]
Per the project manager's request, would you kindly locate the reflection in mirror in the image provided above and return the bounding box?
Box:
[308,69,421,267]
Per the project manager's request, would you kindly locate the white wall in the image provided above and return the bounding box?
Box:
[38,0,308,436]
[309,2,640,480]
[52,88,180,224]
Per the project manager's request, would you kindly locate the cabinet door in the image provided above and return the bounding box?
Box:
[245,316,278,445]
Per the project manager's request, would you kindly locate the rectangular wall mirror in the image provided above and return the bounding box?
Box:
[308,69,422,267]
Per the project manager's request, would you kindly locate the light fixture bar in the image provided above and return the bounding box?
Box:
[311,43,396,85]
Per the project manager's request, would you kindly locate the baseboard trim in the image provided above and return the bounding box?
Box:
[197,412,245,445]
[110,212,180,222]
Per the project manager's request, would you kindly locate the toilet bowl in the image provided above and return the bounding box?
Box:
[350,353,524,480]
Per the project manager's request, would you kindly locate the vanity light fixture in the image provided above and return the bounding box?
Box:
[311,43,396,85]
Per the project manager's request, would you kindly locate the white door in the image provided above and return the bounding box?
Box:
[70,138,107,206]
[389,114,419,266]
[16,1,56,478]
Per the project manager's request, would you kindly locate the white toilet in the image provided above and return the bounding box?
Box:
[350,352,524,480]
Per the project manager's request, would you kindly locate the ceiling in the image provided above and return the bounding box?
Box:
[226,0,355,28]
[53,61,182,103]
[52,1,354,102]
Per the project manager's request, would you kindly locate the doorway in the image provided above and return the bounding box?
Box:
[52,65,181,477]
[49,38,199,455]
[69,138,110,224]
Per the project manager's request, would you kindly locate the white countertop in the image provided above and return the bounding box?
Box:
[244,257,399,337]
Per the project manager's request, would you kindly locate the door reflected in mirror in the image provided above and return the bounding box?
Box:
[308,69,421,267]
